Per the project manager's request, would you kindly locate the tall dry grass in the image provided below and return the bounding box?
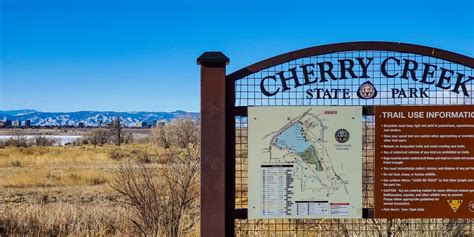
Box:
[0,144,158,168]
[0,203,132,235]
[0,144,166,235]
[0,144,164,188]
[0,168,108,188]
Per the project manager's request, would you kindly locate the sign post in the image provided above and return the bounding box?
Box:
[198,52,231,237]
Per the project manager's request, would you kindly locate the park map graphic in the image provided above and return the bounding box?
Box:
[248,106,362,219]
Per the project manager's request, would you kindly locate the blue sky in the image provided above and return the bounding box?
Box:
[1,0,473,112]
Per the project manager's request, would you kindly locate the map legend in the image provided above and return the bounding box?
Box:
[296,201,330,215]
[261,164,294,216]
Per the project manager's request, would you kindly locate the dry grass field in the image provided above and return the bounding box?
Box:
[0,119,200,236]
[0,144,174,235]
[2,124,471,236]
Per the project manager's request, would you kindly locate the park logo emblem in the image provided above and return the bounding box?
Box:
[335,128,350,143]
[357,81,377,100]
[447,200,463,213]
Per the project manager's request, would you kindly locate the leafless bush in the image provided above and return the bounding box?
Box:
[172,117,200,149]
[110,163,164,235]
[161,147,200,236]
[108,148,128,161]
[108,128,133,146]
[110,146,200,236]
[0,135,57,148]
[151,124,173,149]
[108,117,133,146]
[35,136,57,146]
[150,117,200,150]
[3,135,29,148]
[83,129,110,146]
[81,127,133,147]
[108,148,157,164]
[10,160,22,167]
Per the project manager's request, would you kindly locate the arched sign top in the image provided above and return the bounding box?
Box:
[228,41,474,81]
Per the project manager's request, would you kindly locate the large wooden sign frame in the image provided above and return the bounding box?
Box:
[198,42,474,237]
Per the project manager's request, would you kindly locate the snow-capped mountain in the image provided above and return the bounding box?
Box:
[0,109,199,127]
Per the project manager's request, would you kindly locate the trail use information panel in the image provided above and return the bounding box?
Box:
[248,106,362,219]
[375,106,474,218]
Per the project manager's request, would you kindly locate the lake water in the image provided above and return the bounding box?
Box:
[275,123,310,153]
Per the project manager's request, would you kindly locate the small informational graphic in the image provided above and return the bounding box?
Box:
[375,106,474,218]
[248,106,362,219]
[448,200,463,213]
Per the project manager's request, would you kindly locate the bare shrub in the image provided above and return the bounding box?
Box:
[171,117,200,149]
[81,121,133,147]
[108,148,129,161]
[84,129,110,147]
[10,160,22,167]
[110,147,200,236]
[161,147,200,236]
[150,117,200,150]
[0,135,56,148]
[35,136,57,146]
[151,124,173,149]
[109,128,133,146]
[0,136,56,148]
[4,136,29,148]
[110,163,164,235]
[108,148,155,163]
[108,116,133,146]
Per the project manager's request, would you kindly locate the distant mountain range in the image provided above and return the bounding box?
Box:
[0,109,199,127]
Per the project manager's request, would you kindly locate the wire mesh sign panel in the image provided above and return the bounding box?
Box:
[221,42,474,236]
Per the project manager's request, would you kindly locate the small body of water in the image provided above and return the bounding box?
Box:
[0,135,82,146]
[275,122,310,153]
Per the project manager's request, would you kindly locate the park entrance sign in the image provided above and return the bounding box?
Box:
[198,42,474,237]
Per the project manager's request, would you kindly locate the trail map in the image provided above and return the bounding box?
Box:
[248,106,362,219]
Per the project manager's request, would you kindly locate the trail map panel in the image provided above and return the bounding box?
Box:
[375,106,474,218]
[248,106,363,219]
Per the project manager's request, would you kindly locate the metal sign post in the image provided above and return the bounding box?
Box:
[198,52,233,237]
